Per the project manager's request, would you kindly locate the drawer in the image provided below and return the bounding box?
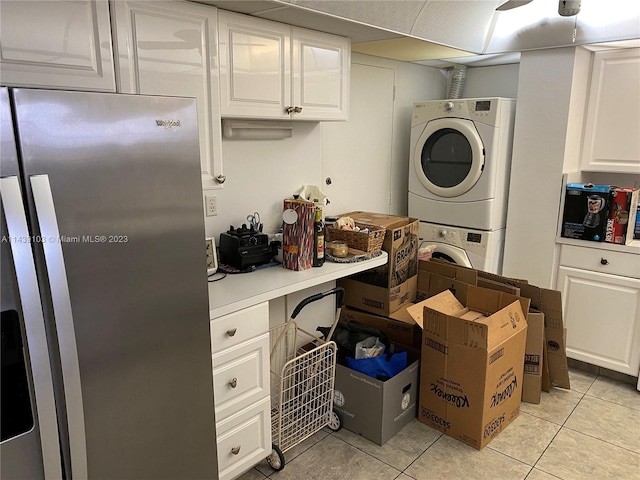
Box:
[560,245,640,278]
[211,302,269,354]
[213,333,270,421]
[216,397,271,480]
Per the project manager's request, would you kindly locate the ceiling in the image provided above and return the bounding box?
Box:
[193,0,640,66]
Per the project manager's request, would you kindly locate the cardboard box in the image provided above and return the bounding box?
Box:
[605,187,639,245]
[428,259,570,392]
[338,275,417,316]
[339,306,422,350]
[522,310,545,404]
[510,281,570,390]
[561,183,612,242]
[282,198,315,270]
[333,353,419,445]
[417,287,529,450]
[340,212,419,288]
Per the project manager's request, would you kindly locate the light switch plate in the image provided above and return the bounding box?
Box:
[206,237,218,275]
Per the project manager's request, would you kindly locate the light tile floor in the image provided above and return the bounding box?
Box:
[238,366,640,480]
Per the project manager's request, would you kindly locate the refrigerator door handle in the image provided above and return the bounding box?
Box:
[1,176,63,480]
[31,174,88,479]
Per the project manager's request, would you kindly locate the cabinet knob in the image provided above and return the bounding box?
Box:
[600,258,609,265]
[226,328,237,337]
[215,175,226,184]
[229,377,237,388]
[285,106,295,114]
[325,177,332,185]
[231,445,241,455]
[293,106,302,113]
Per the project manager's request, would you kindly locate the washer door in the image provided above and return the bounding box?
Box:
[429,243,473,267]
[413,118,484,198]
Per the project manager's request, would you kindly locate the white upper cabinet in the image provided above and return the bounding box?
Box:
[581,48,640,174]
[218,11,350,121]
[218,12,290,119]
[0,0,116,91]
[111,0,224,189]
[292,27,351,121]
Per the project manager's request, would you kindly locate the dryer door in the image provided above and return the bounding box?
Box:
[428,242,473,267]
[413,118,484,198]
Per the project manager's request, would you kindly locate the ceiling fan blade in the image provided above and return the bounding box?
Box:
[496,0,535,11]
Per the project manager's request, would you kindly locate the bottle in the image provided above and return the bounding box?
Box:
[313,207,325,267]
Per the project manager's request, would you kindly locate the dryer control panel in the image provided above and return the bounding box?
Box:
[419,223,489,257]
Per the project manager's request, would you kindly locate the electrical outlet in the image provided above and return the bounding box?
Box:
[205,237,218,274]
[205,194,217,217]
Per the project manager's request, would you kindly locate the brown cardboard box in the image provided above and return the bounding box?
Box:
[417,259,476,303]
[429,259,570,391]
[416,287,529,450]
[338,275,417,316]
[522,310,545,404]
[339,306,422,349]
[511,282,570,390]
[341,212,419,288]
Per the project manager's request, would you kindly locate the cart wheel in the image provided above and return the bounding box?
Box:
[266,443,285,471]
[328,409,343,432]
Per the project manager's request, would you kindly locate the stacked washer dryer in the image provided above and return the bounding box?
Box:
[408,98,516,274]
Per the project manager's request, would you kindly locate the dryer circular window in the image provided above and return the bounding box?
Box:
[413,118,484,198]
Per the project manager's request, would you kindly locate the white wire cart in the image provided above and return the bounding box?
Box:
[266,287,345,471]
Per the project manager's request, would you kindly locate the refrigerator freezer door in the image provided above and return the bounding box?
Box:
[12,89,218,479]
[1,88,62,480]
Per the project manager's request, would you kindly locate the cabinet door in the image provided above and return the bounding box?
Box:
[292,27,350,121]
[581,48,640,174]
[0,0,115,91]
[218,11,290,119]
[112,0,224,189]
[557,266,640,375]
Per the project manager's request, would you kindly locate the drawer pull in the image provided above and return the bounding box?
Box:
[228,377,237,388]
[600,258,609,265]
[226,328,237,337]
[231,445,241,455]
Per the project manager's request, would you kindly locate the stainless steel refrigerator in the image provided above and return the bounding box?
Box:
[1,88,218,479]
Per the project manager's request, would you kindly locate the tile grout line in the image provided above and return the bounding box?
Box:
[528,378,594,477]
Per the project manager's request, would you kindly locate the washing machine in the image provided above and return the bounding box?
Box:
[408,98,516,231]
[419,221,505,274]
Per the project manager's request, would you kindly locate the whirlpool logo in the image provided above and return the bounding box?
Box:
[156,119,181,129]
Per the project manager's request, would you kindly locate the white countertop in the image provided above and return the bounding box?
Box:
[208,252,388,319]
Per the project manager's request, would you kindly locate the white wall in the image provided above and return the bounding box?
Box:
[502,47,580,287]
[462,64,520,99]
[204,54,447,240]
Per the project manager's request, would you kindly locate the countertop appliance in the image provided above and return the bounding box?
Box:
[1,88,218,479]
[219,224,272,270]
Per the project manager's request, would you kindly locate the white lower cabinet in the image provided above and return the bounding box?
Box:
[215,397,271,480]
[211,302,271,480]
[557,244,640,376]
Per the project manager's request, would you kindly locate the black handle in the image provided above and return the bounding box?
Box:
[600,258,609,265]
[291,287,345,319]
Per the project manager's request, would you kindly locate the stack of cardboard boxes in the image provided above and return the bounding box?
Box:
[333,212,571,450]
[334,212,422,445]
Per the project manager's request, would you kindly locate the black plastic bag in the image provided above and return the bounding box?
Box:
[317,321,388,364]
